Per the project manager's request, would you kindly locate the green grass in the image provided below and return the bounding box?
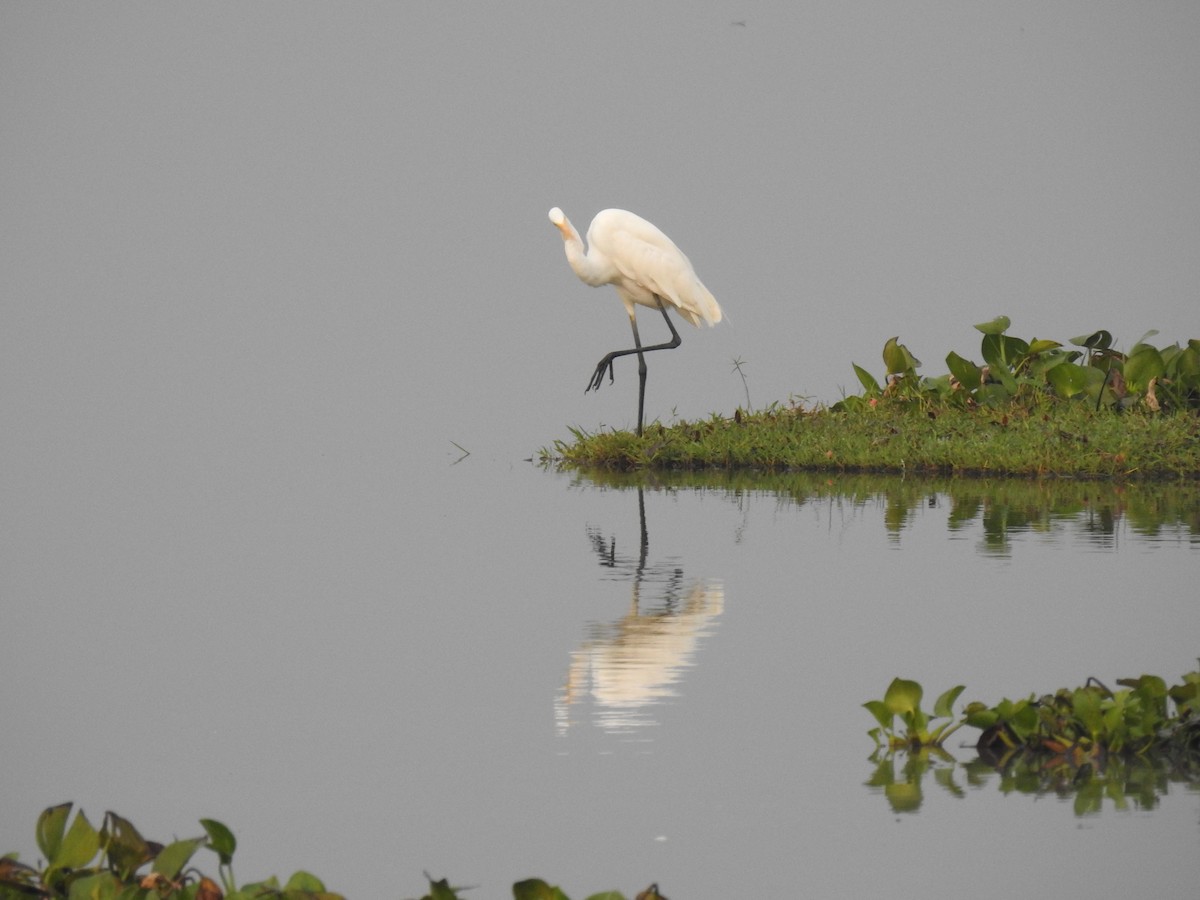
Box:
[542,317,1200,477]
[541,399,1200,479]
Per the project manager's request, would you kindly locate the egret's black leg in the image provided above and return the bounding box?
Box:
[585,296,682,436]
[633,315,647,436]
[653,295,681,347]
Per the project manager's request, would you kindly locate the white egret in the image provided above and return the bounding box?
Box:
[548,207,723,436]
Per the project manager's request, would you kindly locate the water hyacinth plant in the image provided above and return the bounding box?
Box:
[0,806,341,900]
[863,678,966,750]
[0,809,666,900]
[864,670,1200,815]
[840,316,1200,413]
[866,669,1200,769]
[966,671,1200,766]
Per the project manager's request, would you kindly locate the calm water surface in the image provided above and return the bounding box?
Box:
[3,458,1197,899]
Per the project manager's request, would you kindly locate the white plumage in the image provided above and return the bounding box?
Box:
[548,207,722,327]
[548,207,723,435]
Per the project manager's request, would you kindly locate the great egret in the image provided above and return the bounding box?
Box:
[548,207,723,436]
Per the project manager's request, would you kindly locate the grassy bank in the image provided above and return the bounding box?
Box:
[541,401,1200,478]
[543,320,1200,478]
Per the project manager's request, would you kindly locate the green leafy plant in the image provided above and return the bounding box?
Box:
[1,818,668,900]
[865,669,1200,815]
[863,678,966,750]
[0,806,342,900]
[867,669,1200,771]
[964,672,1199,766]
[844,317,1200,412]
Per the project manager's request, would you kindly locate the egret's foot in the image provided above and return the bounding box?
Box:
[586,356,617,393]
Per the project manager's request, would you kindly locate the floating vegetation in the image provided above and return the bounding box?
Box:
[864,679,967,751]
[0,806,342,899]
[0,808,666,900]
[864,670,1200,815]
[412,877,669,900]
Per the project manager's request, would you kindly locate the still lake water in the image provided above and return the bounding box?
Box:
[3,453,1197,898]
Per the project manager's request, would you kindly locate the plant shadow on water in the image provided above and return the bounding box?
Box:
[558,467,1199,554]
[793,474,1200,555]
[865,746,1200,817]
[555,485,724,737]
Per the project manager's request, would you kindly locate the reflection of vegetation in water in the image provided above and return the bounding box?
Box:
[866,747,1198,817]
[865,748,961,814]
[864,671,1200,815]
[563,469,1200,552]
[962,752,1192,816]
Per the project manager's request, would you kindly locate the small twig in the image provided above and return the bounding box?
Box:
[731,356,752,411]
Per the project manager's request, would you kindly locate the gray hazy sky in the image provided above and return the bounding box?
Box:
[3,2,1198,456]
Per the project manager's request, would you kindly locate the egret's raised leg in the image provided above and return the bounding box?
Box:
[585,296,681,436]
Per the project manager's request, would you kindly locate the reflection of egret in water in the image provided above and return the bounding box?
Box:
[556,488,724,736]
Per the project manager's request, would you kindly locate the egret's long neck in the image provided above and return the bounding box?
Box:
[559,224,610,287]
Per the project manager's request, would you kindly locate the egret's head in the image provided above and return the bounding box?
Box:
[548,207,572,239]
